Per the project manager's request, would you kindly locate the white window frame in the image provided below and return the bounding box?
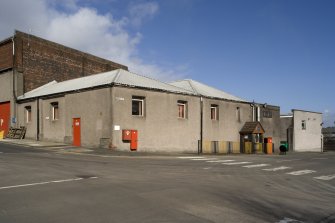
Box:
[210,105,218,120]
[25,106,32,123]
[51,102,59,121]
[178,101,187,119]
[132,97,144,116]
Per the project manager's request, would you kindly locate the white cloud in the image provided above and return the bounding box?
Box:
[0,0,186,82]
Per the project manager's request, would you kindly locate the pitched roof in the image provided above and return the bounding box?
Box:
[169,79,246,102]
[240,122,265,134]
[18,69,195,100]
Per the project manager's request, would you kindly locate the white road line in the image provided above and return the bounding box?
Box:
[222,161,252,165]
[277,159,301,163]
[177,156,204,159]
[0,152,3,154]
[314,174,335,181]
[0,177,97,190]
[191,158,217,161]
[206,160,235,163]
[243,164,270,168]
[286,170,316,176]
[311,158,328,160]
[263,166,291,171]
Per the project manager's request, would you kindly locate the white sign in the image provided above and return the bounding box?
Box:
[45,117,50,120]
[114,125,120,131]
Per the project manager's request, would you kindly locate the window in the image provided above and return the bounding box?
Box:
[51,102,59,120]
[236,107,241,122]
[263,110,272,118]
[178,100,187,119]
[302,120,306,130]
[132,96,145,116]
[211,104,219,120]
[25,106,31,123]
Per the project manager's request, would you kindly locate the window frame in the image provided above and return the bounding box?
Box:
[210,104,219,120]
[302,120,306,130]
[51,102,59,121]
[132,96,145,117]
[25,106,32,123]
[177,100,187,119]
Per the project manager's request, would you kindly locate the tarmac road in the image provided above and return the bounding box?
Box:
[0,142,334,223]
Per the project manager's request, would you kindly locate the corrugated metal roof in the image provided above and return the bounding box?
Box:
[169,79,246,102]
[18,69,195,100]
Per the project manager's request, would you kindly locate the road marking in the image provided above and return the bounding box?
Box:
[203,167,212,170]
[286,170,316,176]
[0,152,3,154]
[0,177,98,190]
[178,156,204,159]
[243,164,270,168]
[277,217,304,223]
[191,158,217,161]
[222,161,251,165]
[277,159,301,163]
[206,160,235,163]
[311,157,328,160]
[314,174,335,181]
[263,166,291,171]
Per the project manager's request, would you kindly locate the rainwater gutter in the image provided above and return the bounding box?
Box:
[12,35,17,126]
[199,96,203,154]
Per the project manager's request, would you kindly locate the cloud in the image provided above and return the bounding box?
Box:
[0,0,186,82]
[128,1,159,27]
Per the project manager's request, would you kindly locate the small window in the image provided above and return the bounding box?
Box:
[302,120,306,130]
[263,110,272,118]
[178,100,187,119]
[211,105,219,120]
[132,96,145,116]
[51,102,59,120]
[25,106,32,123]
[236,107,241,122]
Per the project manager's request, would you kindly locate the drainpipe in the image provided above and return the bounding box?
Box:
[12,35,17,127]
[36,98,40,141]
[199,96,203,154]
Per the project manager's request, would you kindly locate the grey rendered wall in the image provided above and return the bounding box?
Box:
[202,99,251,142]
[293,110,322,152]
[40,97,66,143]
[111,86,200,152]
[279,117,293,142]
[260,106,281,151]
[64,88,111,147]
[17,101,37,139]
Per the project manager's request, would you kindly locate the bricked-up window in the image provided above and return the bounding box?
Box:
[263,110,272,118]
[211,104,219,120]
[178,100,187,119]
[236,107,241,122]
[51,102,59,120]
[132,96,145,116]
[302,120,306,130]
[25,106,32,123]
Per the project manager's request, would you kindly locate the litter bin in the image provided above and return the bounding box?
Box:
[280,141,288,154]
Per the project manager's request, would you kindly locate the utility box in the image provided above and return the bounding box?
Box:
[122,129,132,141]
[130,130,138,151]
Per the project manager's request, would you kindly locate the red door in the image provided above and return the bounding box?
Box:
[0,102,10,136]
[73,118,81,146]
[130,130,138,151]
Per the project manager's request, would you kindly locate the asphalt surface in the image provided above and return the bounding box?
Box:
[0,142,334,223]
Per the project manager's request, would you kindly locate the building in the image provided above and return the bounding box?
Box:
[0,30,127,136]
[280,110,323,152]
[1,31,281,153]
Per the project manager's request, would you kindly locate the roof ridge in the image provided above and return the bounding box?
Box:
[112,69,122,83]
[186,79,200,95]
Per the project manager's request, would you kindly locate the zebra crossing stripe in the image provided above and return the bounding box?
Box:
[263,166,291,171]
[222,162,251,165]
[314,174,335,181]
[243,164,269,168]
[177,156,204,159]
[286,170,316,176]
[206,160,235,163]
[191,158,217,161]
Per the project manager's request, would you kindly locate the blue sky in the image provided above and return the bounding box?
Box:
[1,0,334,126]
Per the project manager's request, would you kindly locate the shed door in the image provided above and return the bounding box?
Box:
[73,118,81,146]
[0,102,10,136]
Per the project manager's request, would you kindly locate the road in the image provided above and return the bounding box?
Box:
[0,142,334,223]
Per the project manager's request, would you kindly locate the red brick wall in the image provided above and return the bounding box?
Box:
[13,31,127,92]
[0,40,13,71]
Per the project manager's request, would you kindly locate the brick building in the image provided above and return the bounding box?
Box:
[0,30,127,136]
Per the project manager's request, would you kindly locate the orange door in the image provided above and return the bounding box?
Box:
[130,130,138,150]
[73,118,81,146]
[0,102,10,136]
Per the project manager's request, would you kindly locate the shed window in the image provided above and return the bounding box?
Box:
[132,96,145,116]
[178,100,187,119]
[51,102,59,120]
[302,120,306,130]
[211,105,219,120]
[25,106,32,123]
